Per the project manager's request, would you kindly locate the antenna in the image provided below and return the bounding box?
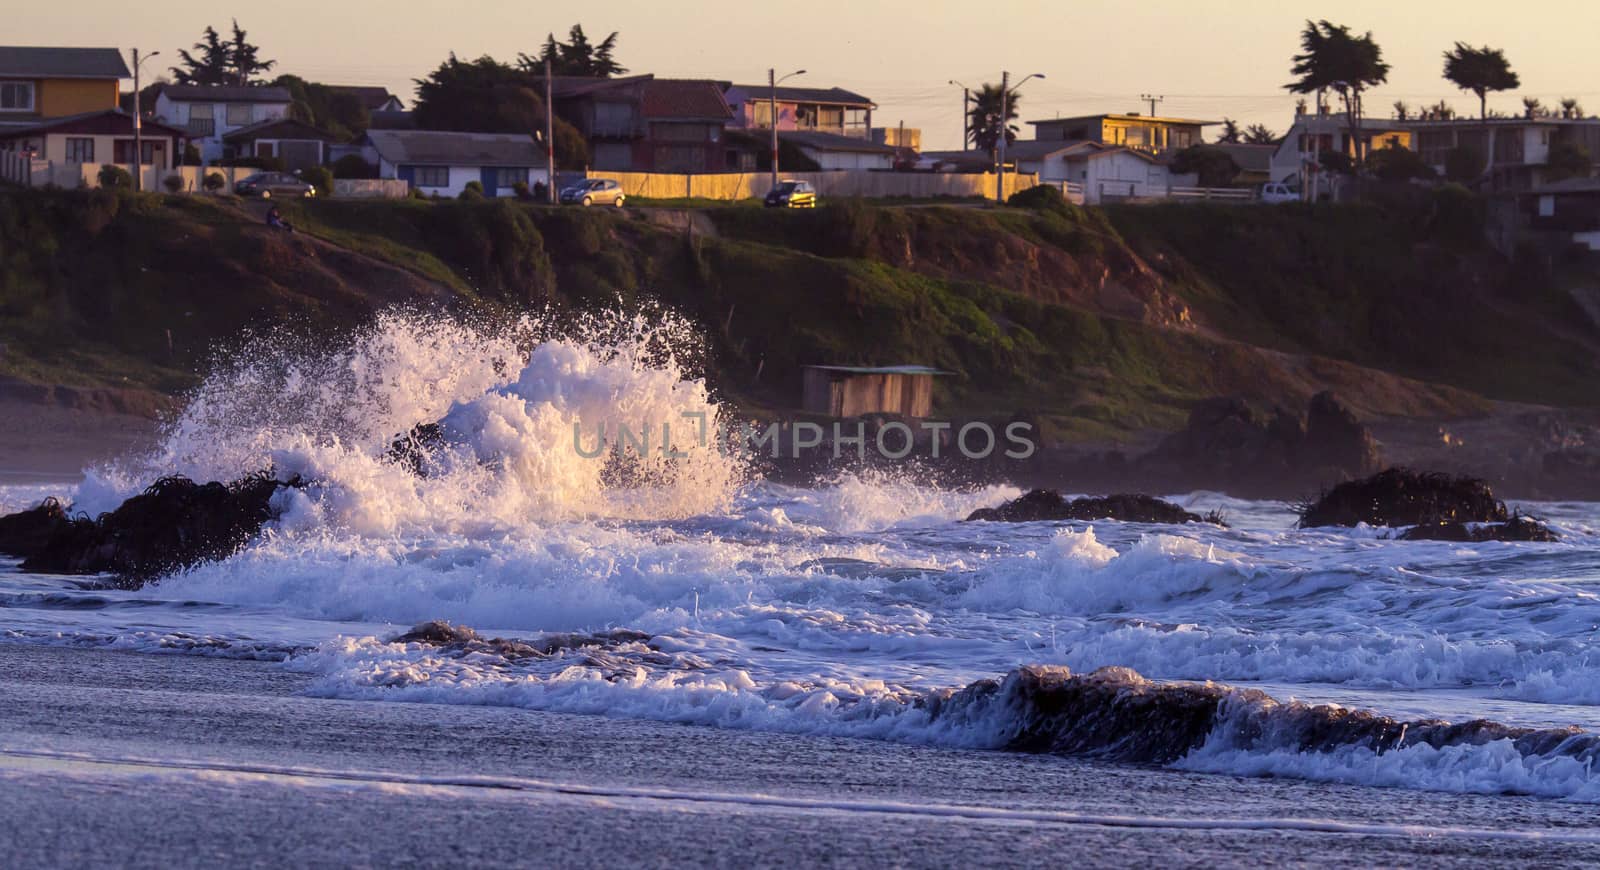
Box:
[1139,93,1164,117]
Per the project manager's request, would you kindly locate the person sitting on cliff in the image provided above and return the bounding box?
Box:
[265,206,294,234]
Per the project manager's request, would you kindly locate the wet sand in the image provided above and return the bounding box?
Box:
[1,645,1597,867]
[0,399,158,484]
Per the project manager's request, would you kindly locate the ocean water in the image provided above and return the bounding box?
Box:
[5,311,1600,813]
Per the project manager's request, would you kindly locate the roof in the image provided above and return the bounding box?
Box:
[804,365,952,376]
[545,74,653,99]
[1213,143,1276,173]
[223,117,341,143]
[641,79,732,121]
[729,84,874,108]
[0,108,183,139]
[0,46,129,79]
[157,84,292,104]
[368,110,416,130]
[1003,139,1105,160]
[325,85,400,111]
[1406,117,1600,127]
[1530,177,1600,195]
[365,129,542,167]
[1029,113,1219,127]
[779,130,896,154]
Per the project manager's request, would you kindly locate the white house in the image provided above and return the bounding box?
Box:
[1009,140,1180,203]
[364,129,549,197]
[1269,108,1411,194]
[152,84,291,162]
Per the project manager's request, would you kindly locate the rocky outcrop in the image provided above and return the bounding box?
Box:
[1138,391,1382,496]
[1297,467,1558,540]
[966,490,1222,525]
[1399,516,1559,542]
[0,474,301,586]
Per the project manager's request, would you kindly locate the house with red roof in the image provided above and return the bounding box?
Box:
[547,75,733,172]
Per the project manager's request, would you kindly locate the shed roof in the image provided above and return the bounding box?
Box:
[1213,143,1276,172]
[1530,177,1600,194]
[803,365,952,376]
[365,129,542,167]
[780,130,897,154]
[0,46,129,79]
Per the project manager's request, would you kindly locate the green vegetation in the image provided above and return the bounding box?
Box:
[4,188,1596,443]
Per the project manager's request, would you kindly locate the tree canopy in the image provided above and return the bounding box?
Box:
[412,55,589,168]
[170,20,276,86]
[966,83,1020,157]
[1285,20,1389,161]
[1442,43,1519,121]
[1171,145,1240,187]
[1243,124,1278,145]
[273,76,370,140]
[1215,119,1241,144]
[516,24,626,76]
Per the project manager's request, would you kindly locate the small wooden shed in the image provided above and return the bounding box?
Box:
[801,365,948,418]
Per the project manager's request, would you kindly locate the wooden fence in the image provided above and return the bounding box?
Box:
[0,161,409,198]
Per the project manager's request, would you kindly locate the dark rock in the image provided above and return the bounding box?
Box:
[1298,467,1509,528]
[0,474,302,587]
[1302,391,1383,479]
[1399,515,1560,542]
[387,422,446,477]
[390,621,657,662]
[0,497,76,561]
[966,490,1222,525]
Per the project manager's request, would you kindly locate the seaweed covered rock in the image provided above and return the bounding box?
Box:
[1297,467,1507,528]
[0,474,302,586]
[1399,515,1559,542]
[966,490,1221,525]
[387,422,447,477]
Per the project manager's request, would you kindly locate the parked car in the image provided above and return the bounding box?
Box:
[560,179,626,207]
[234,172,316,199]
[1260,182,1300,204]
[765,180,816,208]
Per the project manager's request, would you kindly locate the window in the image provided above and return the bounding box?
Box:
[113,140,159,164]
[188,103,215,136]
[0,81,35,112]
[496,167,525,188]
[64,137,94,163]
[413,166,449,187]
[225,104,252,126]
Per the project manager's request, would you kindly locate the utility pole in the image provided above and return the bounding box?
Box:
[544,56,555,204]
[769,68,779,190]
[996,70,1008,202]
[132,48,144,191]
[1140,93,1164,117]
[949,80,972,150]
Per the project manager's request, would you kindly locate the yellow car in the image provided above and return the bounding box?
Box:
[764,180,816,208]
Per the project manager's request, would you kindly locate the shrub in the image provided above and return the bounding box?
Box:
[463,180,484,195]
[97,165,133,189]
[1444,147,1483,183]
[1364,145,1435,182]
[1006,184,1070,212]
[162,174,185,193]
[300,166,334,197]
[203,172,227,193]
[331,154,376,179]
[1428,183,1485,247]
[1546,141,1592,182]
[1171,144,1241,187]
[1317,150,1354,175]
[511,180,531,200]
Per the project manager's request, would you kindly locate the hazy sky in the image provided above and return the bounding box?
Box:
[14,0,1600,148]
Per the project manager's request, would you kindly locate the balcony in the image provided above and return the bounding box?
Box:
[187,118,215,137]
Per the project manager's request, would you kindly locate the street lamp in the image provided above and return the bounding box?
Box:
[996,71,1045,202]
[130,48,161,191]
[769,68,805,190]
[949,80,972,150]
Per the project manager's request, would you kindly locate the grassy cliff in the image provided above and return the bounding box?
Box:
[2,187,1593,443]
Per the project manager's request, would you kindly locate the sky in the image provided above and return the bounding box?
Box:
[13,0,1600,149]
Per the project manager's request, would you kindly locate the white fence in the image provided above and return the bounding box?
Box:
[1166,185,1255,202]
[1,160,409,199]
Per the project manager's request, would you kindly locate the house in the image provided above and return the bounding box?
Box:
[1028,113,1215,156]
[1525,177,1600,250]
[222,118,339,171]
[801,365,945,418]
[722,84,874,140]
[0,107,184,170]
[546,75,741,172]
[1007,140,1180,203]
[1268,108,1411,187]
[0,46,128,132]
[363,129,548,197]
[726,129,897,171]
[325,85,403,113]
[545,74,651,171]
[1213,143,1276,186]
[1404,117,1600,191]
[152,84,292,162]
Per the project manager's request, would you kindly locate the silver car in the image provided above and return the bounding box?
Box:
[559,179,626,207]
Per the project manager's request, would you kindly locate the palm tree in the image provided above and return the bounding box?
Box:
[966,83,1019,157]
[1522,96,1543,119]
[1243,124,1278,145]
[1285,20,1391,164]
[1392,100,1410,121]
[1215,118,1241,143]
[1560,98,1585,119]
[1442,43,1519,173]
